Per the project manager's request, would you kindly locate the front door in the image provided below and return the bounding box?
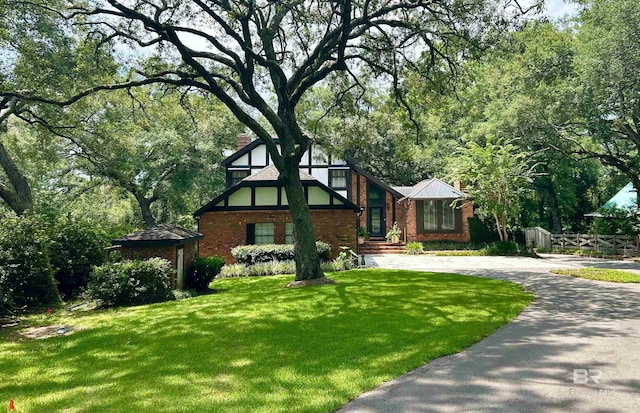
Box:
[368,206,385,237]
[176,247,185,289]
[367,182,386,237]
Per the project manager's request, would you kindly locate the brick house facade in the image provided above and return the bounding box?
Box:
[198,209,356,263]
[194,166,360,263]
[194,136,473,261]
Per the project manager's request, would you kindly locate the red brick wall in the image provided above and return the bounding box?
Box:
[119,241,198,288]
[351,173,367,224]
[350,172,404,238]
[403,199,473,242]
[384,191,405,236]
[198,210,357,263]
[183,242,197,269]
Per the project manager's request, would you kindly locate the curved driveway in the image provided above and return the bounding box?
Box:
[337,254,640,413]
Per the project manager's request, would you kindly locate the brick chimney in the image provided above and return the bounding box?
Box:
[237,133,252,151]
[454,181,466,191]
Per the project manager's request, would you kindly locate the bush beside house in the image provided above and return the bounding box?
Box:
[87,258,175,308]
[231,241,331,265]
[49,221,106,298]
[186,257,225,291]
[0,215,61,314]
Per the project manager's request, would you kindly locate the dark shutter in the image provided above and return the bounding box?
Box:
[416,201,424,234]
[246,223,255,245]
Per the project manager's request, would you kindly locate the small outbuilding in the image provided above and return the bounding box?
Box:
[111,224,203,289]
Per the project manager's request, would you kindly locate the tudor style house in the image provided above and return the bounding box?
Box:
[194,135,473,262]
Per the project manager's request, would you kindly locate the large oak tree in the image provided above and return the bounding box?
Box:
[6,0,538,280]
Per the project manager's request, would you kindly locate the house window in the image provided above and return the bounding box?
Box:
[368,183,384,204]
[254,223,275,245]
[442,203,456,230]
[329,169,348,189]
[229,169,250,186]
[285,222,294,244]
[420,200,459,233]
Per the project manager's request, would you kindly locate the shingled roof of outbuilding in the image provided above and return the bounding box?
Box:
[112,224,203,246]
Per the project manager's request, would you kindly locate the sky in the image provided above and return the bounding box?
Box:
[544,0,581,18]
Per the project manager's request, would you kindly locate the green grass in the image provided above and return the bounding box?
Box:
[434,250,484,256]
[552,267,640,283]
[1,269,533,413]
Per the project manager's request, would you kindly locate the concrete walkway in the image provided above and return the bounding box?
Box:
[337,254,640,413]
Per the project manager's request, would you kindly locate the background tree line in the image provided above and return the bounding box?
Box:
[0,0,637,285]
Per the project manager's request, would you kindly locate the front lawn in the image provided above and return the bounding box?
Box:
[1,269,532,413]
[552,267,640,283]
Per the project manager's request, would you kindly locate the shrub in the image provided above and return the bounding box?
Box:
[49,221,107,298]
[322,255,355,272]
[246,260,296,276]
[219,257,358,278]
[0,215,61,313]
[87,258,174,307]
[468,216,500,243]
[218,264,248,278]
[231,241,331,265]
[482,241,519,256]
[405,242,424,255]
[0,282,15,321]
[186,256,225,291]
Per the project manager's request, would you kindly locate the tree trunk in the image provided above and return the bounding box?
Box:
[133,191,157,228]
[281,161,324,281]
[501,213,509,242]
[493,211,504,242]
[0,139,33,215]
[543,181,562,233]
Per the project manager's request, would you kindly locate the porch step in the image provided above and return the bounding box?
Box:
[359,241,406,254]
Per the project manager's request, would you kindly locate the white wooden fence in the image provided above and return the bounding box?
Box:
[524,227,639,256]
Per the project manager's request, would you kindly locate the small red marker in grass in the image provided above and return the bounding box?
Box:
[9,398,15,411]
[47,308,52,314]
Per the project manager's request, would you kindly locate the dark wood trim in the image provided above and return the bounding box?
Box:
[221,138,267,166]
[416,200,425,232]
[346,158,404,198]
[113,238,201,247]
[196,169,360,217]
[204,205,358,212]
[226,168,251,188]
[392,196,396,224]
[328,168,349,191]
[356,172,361,206]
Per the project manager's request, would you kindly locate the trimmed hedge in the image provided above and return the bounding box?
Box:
[87,258,175,307]
[231,241,331,265]
[0,215,61,313]
[186,256,225,291]
[218,257,353,278]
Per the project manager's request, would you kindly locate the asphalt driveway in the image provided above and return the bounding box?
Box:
[337,254,640,413]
